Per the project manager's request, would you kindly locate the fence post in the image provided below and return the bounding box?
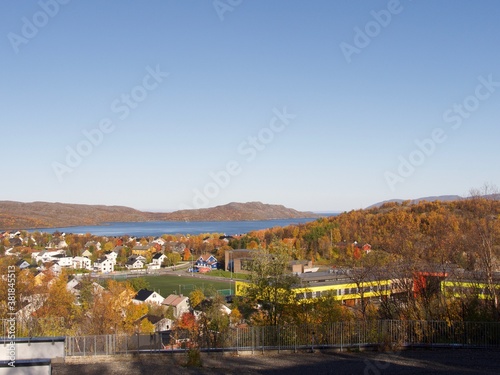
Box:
[339,321,342,351]
[278,325,280,353]
[294,326,297,353]
[252,326,255,355]
[236,327,239,354]
[261,326,264,354]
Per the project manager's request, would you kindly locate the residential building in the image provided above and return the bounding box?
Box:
[132,289,164,305]
[135,315,173,332]
[72,256,92,270]
[15,259,30,270]
[94,257,114,273]
[104,250,118,265]
[125,258,144,270]
[152,237,166,246]
[162,294,190,319]
[32,249,66,264]
[151,253,167,266]
[42,261,61,275]
[132,245,155,257]
[67,277,104,298]
[53,256,74,268]
[196,254,218,271]
[85,241,101,251]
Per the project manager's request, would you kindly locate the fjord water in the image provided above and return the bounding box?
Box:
[34,218,318,237]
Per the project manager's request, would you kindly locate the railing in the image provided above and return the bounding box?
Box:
[62,320,500,356]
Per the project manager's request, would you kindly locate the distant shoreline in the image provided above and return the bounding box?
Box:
[21,218,320,237]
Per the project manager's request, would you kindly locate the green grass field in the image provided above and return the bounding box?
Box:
[143,274,234,297]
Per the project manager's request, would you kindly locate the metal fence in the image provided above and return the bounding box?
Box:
[63,320,500,356]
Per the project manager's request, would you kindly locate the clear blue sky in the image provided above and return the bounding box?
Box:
[1,0,499,212]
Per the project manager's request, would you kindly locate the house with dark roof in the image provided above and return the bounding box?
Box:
[9,237,22,247]
[126,258,145,270]
[128,254,147,262]
[151,252,167,265]
[132,289,164,305]
[15,259,30,270]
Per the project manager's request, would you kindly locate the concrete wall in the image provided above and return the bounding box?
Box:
[0,359,51,375]
[0,337,65,361]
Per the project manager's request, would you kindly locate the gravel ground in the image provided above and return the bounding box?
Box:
[52,349,500,375]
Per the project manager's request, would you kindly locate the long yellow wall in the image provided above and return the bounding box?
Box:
[235,279,392,302]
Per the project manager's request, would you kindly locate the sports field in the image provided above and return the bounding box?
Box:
[143,274,234,297]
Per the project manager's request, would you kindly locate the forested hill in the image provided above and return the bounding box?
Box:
[0,201,147,230]
[0,201,319,230]
[158,202,318,222]
[243,198,500,270]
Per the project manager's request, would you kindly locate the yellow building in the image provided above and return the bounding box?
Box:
[235,272,396,305]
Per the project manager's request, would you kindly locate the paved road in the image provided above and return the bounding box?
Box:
[54,349,500,375]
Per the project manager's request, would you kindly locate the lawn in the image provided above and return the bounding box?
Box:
[209,270,250,280]
[143,274,234,297]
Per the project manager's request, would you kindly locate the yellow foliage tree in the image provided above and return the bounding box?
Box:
[189,289,205,310]
[35,272,80,336]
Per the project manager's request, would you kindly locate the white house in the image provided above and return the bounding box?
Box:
[33,250,66,264]
[132,289,165,305]
[151,253,167,266]
[104,251,118,265]
[94,257,114,273]
[56,256,74,268]
[66,277,80,292]
[125,258,144,270]
[152,317,173,332]
[148,263,161,271]
[72,256,92,270]
[129,255,147,262]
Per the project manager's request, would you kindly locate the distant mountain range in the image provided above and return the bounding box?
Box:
[367,194,500,209]
[0,201,320,230]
